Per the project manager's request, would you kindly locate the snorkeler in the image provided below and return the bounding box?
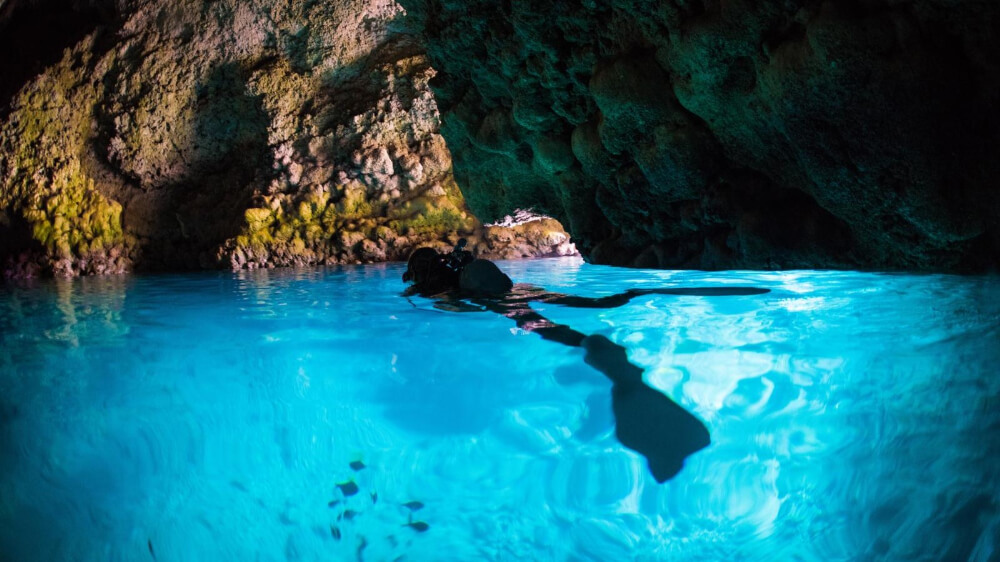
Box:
[400,243,769,482]
[401,239,480,296]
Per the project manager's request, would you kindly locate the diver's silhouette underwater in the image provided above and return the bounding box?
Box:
[401,242,769,483]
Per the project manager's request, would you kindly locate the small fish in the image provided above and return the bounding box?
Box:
[355,535,368,562]
[405,521,430,533]
[327,500,340,508]
[402,501,424,511]
[338,509,359,522]
[370,492,378,504]
[337,481,359,496]
[330,525,342,540]
[148,539,156,561]
[349,460,365,471]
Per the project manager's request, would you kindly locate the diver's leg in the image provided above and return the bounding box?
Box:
[582,334,711,482]
[580,334,643,385]
[478,297,711,483]
[477,299,645,378]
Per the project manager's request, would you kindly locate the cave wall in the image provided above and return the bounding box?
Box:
[0,0,574,277]
[4,0,997,276]
[397,0,1000,271]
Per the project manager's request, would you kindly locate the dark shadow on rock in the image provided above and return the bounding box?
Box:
[0,211,46,278]
[309,35,425,148]
[0,0,119,119]
[113,62,271,271]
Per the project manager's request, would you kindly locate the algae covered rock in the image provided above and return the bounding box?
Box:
[0,0,573,277]
[0,36,131,277]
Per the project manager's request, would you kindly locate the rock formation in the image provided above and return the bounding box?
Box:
[0,0,574,278]
[398,0,1000,271]
[3,0,998,275]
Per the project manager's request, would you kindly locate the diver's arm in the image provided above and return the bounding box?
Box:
[471,297,587,347]
[496,285,631,308]
[628,287,769,296]
[535,286,770,309]
[432,300,486,313]
[537,293,635,308]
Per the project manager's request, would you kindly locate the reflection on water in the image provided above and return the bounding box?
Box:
[0,259,999,561]
[1,275,131,347]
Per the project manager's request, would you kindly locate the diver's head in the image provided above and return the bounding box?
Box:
[403,247,441,284]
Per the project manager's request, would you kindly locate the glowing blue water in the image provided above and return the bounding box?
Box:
[1,257,998,561]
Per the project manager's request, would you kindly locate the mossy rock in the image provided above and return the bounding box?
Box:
[245,207,274,231]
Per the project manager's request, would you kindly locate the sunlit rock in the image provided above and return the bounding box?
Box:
[0,0,573,277]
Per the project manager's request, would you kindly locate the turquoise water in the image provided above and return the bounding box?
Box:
[1,257,999,561]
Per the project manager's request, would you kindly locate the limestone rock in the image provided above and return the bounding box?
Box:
[0,0,569,277]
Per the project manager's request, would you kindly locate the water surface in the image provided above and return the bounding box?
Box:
[1,258,998,561]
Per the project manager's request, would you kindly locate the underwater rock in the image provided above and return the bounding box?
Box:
[0,0,574,277]
[398,0,1000,271]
